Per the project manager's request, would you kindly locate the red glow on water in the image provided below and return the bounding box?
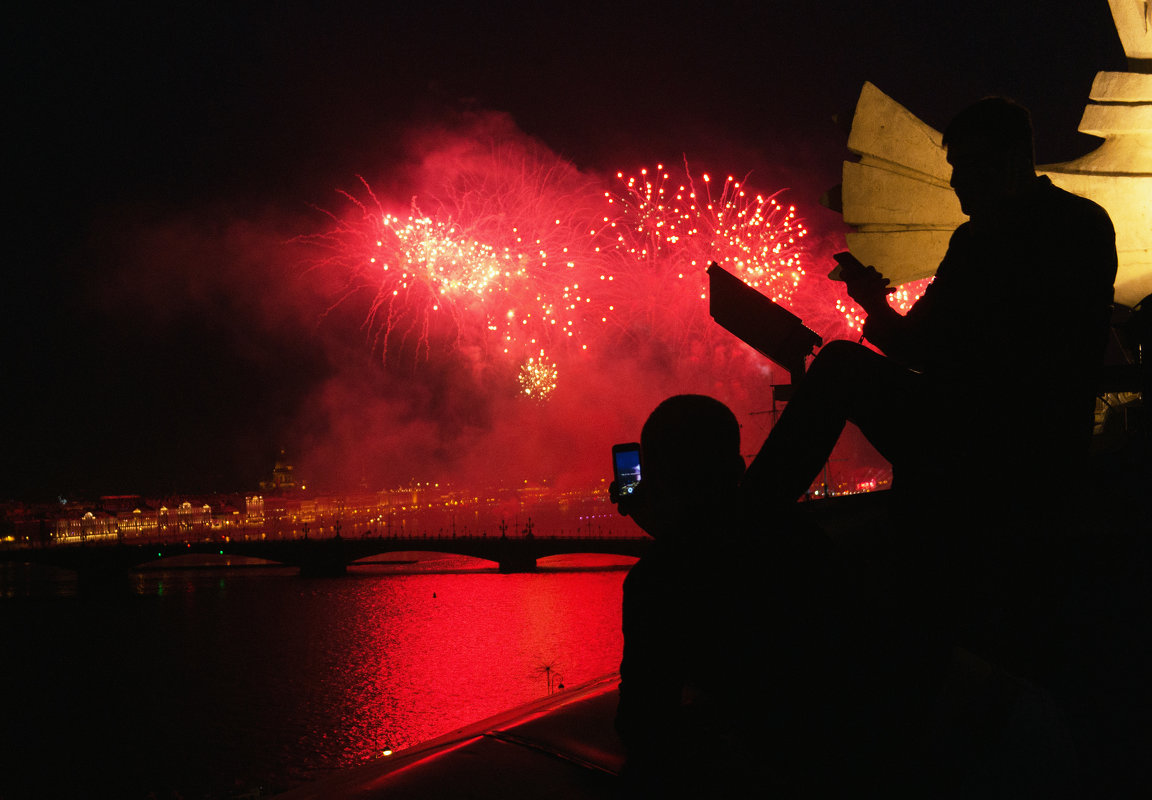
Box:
[346,570,625,756]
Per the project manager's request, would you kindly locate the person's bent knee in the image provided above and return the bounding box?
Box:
[805,339,874,382]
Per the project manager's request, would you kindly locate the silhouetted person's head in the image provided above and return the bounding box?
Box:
[639,394,744,535]
[943,97,1037,218]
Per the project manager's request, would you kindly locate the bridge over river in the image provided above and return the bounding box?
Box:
[0,492,897,594]
[0,531,654,589]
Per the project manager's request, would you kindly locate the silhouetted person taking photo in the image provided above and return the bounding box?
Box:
[612,394,867,797]
[726,97,1116,797]
[612,395,791,798]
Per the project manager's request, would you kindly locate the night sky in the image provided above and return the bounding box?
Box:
[5,1,1128,499]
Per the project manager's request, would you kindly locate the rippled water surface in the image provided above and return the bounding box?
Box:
[0,556,630,798]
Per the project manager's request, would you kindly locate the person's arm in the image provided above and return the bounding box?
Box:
[834,251,919,359]
[840,240,956,370]
[859,284,937,368]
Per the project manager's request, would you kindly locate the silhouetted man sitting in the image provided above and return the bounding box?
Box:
[743,96,1117,681]
[748,96,1115,508]
[726,98,1116,798]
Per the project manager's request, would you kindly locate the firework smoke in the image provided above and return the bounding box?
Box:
[297,127,607,377]
[292,116,893,491]
[85,112,897,495]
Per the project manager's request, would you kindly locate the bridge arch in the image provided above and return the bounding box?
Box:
[0,534,652,583]
[535,553,639,570]
[347,550,500,571]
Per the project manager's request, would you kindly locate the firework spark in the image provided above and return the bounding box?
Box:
[834,276,934,333]
[301,155,915,404]
[518,352,558,401]
[299,165,605,377]
[601,162,810,303]
[587,162,815,384]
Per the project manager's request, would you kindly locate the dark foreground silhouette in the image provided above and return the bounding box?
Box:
[610,99,1147,798]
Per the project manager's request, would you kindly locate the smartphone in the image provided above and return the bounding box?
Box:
[827,251,866,281]
[611,443,642,497]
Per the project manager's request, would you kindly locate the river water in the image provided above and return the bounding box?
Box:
[0,555,632,799]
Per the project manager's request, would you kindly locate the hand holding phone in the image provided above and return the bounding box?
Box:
[828,251,869,281]
[610,442,661,533]
[610,443,642,502]
[830,251,895,313]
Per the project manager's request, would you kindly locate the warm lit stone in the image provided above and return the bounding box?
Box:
[839,1,1152,307]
